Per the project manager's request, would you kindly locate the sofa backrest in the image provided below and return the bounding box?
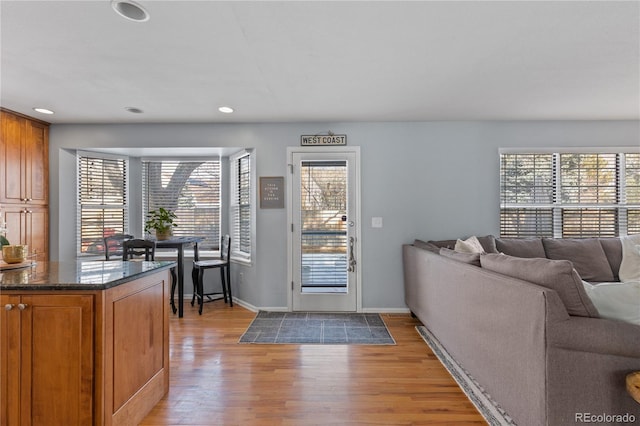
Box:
[495,237,623,282]
[420,235,624,282]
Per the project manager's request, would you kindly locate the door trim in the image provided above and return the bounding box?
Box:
[286,146,362,312]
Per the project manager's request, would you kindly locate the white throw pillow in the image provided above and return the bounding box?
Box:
[619,234,640,282]
[454,236,485,254]
[582,280,640,326]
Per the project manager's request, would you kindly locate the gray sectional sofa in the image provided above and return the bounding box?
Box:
[403,236,640,425]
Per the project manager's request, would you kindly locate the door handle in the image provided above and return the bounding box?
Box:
[348,236,357,272]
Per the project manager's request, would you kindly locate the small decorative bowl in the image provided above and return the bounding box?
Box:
[2,245,28,264]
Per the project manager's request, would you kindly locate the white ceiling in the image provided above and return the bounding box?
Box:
[1,0,638,124]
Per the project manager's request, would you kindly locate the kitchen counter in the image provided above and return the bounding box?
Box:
[0,260,175,290]
[1,261,173,425]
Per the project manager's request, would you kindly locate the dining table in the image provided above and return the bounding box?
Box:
[154,236,204,317]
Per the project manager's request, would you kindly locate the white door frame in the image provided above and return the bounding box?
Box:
[286,146,362,312]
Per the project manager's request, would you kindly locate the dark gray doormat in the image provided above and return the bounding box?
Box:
[239,311,395,344]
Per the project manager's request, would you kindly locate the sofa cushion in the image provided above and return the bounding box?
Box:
[454,236,485,254]
[542,238,614,282]
[477,235,498,254]
[430,235,498,254]
[495,238,546,258]
[599,238,623,281]
[428,239,456,250]
[480,253,599,318]
[619,234,640,282]
[582,280,640,325]
[439,247,481,267]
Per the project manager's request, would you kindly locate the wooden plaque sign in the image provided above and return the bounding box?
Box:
[300,134,347,146]
[260,176,285,209]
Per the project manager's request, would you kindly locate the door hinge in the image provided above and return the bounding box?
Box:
[291,223,294,232]
[291,281,294,290]
[288,163,294,174]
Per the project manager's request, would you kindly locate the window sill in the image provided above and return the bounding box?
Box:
[231,256,252,267]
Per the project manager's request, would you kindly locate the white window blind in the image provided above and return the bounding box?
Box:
[500,150,640,238]
[77,153,128,256]
[230,151,252,261]
[627,153,640,234]
[142,159,220,250]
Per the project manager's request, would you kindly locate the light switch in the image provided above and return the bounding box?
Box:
[371,217,383,228]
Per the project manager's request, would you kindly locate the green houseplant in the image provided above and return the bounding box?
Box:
[144,207,177,240]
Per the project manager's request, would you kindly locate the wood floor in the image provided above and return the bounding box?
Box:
[140,302,486,425]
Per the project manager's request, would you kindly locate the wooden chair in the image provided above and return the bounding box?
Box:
[103,234,134,260]
[191,235,232,314]
[122,238,156,261]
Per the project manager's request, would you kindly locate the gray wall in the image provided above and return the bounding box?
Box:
[49,120,640,311]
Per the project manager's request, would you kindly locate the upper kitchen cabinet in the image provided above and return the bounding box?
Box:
[0,109,49,206]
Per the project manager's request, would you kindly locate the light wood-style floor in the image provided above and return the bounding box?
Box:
[140,302,485,425]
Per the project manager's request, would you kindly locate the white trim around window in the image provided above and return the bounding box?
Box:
[229,149,256,264]
[76,150,129,257]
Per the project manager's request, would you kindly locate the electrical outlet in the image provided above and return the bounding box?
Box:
[239,272,244,285]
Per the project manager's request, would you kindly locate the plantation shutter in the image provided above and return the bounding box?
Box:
[230,151,252,261]
[300,160,348,287]
[77,153,128,255]
[626,153,640,234]
[558,153,618,238]
[500,150,639,238]
[500,153,554,237]
[142,159,220,250]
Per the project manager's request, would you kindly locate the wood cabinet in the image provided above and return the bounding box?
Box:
[0,110,49,205]
[1,293,95,426]
[0,268,171,425]
[0,109,50,261]
[3,205,48,262]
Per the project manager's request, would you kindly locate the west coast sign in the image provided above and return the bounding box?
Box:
[300,134,347,146]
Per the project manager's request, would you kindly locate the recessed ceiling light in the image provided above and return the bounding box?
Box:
[33,108,54,115]
[111,0,150,22]
[218,106,234,114]
[125,107,144,114]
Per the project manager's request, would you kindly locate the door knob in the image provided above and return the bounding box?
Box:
[4,304,15,311]
[17,303,28,311]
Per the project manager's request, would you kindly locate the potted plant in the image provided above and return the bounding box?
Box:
[144,207,177,240]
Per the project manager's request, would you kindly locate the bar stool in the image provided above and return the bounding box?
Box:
[192,235,232,314]
[122,238,156,260]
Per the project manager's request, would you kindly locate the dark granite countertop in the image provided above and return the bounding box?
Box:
[0,260,176,291]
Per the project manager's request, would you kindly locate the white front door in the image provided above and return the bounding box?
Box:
[288,147,361,312]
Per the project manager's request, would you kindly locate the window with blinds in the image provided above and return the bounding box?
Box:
[77,153,128,255]
[500,150,640,238]
[142,160,220,250]
[230,151,252,261]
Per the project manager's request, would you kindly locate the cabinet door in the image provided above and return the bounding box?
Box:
[1,206,48,261]
[24,207,48,262]
[0,111,25,204]
[0,111,48,205]
[24,120,48,205]
[3,205,26,247]
[20,294,94,426]
[0,294,21,425]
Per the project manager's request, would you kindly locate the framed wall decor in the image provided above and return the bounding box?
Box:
[259,176,285,209]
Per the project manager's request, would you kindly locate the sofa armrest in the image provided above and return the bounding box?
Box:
[548,316,640,358]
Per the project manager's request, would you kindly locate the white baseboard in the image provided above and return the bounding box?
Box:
[198,293,410,314]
